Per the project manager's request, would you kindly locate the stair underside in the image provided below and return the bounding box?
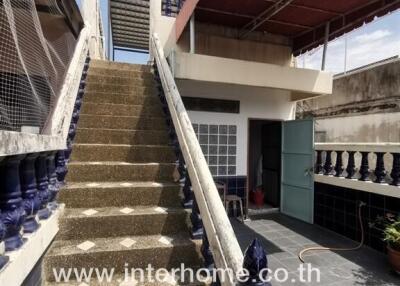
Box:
[44,59,200,283]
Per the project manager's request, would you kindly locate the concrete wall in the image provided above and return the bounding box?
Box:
[298,59,400,142]
[177,80,296,176]
[315,112,400,142]
[177,22,293,66]
[149,0,176,56]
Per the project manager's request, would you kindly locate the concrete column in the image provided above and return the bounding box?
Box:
[189,13,195,54]
[321,22,330,71]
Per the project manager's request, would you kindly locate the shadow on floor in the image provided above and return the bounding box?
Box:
[230,213,400,285]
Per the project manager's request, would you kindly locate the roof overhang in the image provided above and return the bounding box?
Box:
[109,0,150,51]
[35,0,84,38]
[193,0,400,55]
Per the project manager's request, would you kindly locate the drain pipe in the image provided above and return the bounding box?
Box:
[298,201,367,262]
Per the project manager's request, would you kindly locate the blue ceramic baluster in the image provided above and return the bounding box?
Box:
[56,150,68,187]
[36,153,51,219]
[201,230,214,270]
[0,155,27,251]
[47,152,59,210]
[20,153,41,233]
[0,209,9,269]
[182,173,193,209]
[190,198,203,239]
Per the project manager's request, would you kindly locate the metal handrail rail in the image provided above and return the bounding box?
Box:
[151,33,244,285]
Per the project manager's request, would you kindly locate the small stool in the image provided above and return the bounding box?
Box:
[215,181,245,222]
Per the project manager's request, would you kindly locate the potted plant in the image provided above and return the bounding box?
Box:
[371,213,400,274]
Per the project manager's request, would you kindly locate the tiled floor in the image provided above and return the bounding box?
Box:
[231,213,400,285]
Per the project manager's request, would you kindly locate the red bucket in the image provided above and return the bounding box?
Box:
[253,187,264,207]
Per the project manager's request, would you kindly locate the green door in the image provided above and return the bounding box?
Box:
[281,119,314,223]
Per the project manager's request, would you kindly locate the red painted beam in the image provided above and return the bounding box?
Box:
[176,0,199,41]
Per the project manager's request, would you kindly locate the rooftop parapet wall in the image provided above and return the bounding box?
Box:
[298,59,400,119]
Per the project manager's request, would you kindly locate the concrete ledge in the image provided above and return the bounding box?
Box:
[314,174,400,198]
[174,52,333,98]
[0,205,64,285]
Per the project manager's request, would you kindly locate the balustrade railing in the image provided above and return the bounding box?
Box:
[151,33,271,286]
[0,0,100,279]
[315,143,400,187]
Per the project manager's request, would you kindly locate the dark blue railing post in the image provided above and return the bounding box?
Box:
[346,151,357,179]
[334,151,344,177]
[182,173,193,208]
[323,151,333,175]
[165,0,172,16]
[55,150,68,188]
[20,153,41,233]
[315,150,323,174]
[0,155,27,251]
[391,153,400,186]
[374,152,386,183]
[190,197,203,239]
[201,230,214,269]
[241,238,271,286]
[359,152,370,181]
[35,153,51,220]
[0,208,9,269]
[47,152,59,210]
[177,153,186,183]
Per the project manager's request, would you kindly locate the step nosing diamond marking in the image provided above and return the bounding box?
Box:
[120,207,134,214]
[158,236,173,245]
[82,209,98,216]
[77,241,95,251]
[120,238,137,248]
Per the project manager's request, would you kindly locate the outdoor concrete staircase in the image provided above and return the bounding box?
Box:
[43,60,202,284]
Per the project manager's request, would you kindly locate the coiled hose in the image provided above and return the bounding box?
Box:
[298,201,366,263]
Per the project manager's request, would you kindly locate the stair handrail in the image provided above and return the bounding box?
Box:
[151,33,244,285]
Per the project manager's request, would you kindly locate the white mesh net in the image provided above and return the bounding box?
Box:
[0,0,78,133]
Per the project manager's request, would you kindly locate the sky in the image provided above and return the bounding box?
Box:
[76,0,400,72]
[76,0,149,64]
[297,11,400,73]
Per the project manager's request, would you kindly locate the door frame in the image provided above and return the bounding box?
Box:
[246,118,283,215]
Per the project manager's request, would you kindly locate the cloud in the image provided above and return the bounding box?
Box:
[296,25,399,73]
[353,29,392,43]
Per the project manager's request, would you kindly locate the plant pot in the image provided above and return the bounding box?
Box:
[387,245,400,274]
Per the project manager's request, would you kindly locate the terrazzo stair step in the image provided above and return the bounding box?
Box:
[85,82,157,95]
[58,206,189,240]
[44,272,208,286]
[81,102,163,117]
[78,115,167,130]
[84,92,161,105]
[59,182,181,208]
[44,234,202,282]
[75,128,170,145]
[90,59,152,72]
[71,144,176,163]
[66,162,176,182]
[89,68,153,78]
[86,73,154,86]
